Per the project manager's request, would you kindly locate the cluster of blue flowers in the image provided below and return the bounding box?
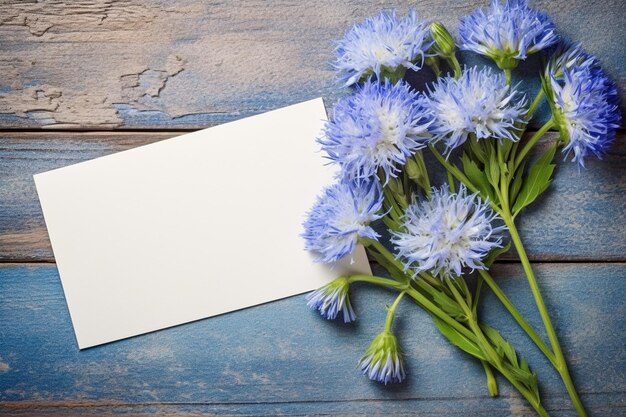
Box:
[302,0,621,387]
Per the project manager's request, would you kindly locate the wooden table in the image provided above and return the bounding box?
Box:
[1,1,624,416]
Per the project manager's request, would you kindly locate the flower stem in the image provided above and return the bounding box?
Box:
[514,119,555,170]
[504,69,512,85]
[503,214,587,417]
[405,287,475,340]
[481,361,499,397]
[447,170,456,193]
[446,278,501,367]
[527,89,545,121]
[384,292,406,332]
[348,274,406,290]
[478,269,557,367]
[448,54,462,79]
[353,273,550,415]
[445,278,548,417]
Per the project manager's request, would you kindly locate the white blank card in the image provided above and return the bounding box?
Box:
[34,98,371,349]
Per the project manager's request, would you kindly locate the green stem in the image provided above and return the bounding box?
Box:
[418,272,442,289]
[404,287,474,340]
[472,274,484,317]
[348,274,406,290]
[514,119,555,170]
[478,270,557,367]
[446,278,501,367]
[352,273,550,415]
[446,278,548,416]
[447,170,456,193]
[527,89,545,121]
[413,151,431,195]
[384,291,406,332]
[503,215,587,417]
[481,360,499,397]
[504,69,512,85]
[348,276,479,361]
[448,54,462,79]
[504,369,549,417]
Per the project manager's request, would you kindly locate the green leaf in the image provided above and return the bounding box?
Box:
[480,324,540,402]
[461,153,497,203]
[499,139,514,161]
[386,178,408,210]
[433,317,486,360]
[511,145,557,214]
[509,160,526,204]
[467,137,487,163]
[431,289,465,319]
[487,148,500,188]
[381,215,401,233]
[481,324,517,365]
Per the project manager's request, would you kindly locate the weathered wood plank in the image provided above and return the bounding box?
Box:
[0,131,624,262]
[0,0,623,129]
[0,263,624,416]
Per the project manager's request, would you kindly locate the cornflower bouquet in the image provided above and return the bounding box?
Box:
[302,1,621,416]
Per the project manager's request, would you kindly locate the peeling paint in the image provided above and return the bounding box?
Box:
[0,85,121,128]
[0,84,61,117]
[120,55,186,103]
[0,0,623,130]
[0,0,158,37]
[23,16,53,36]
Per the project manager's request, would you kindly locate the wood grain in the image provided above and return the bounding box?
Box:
[0,262,624,416]
[1,1,624,415]
[0,131,624,262]
[0,0,624,129]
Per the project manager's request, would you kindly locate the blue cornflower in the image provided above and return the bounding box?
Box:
[545,43,596,74]
[459,0,559,69]
[334,9,432,85]
[545,45,621,167]
[359,331,406,384]
[392,185,505,278]
[320,79,432,182]
[425,67,527,151]
[302,179,383,264]
[307,277,356,323]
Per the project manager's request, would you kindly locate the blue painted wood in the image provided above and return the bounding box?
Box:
[0,1,624,415]
[0,263,624,416]
[0,0,623,129]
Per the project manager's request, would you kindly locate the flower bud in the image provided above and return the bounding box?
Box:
[387,177,403,194]
[404,158,422,181]
[359,331,405,384]
[306,277,356,323]
[430,21,456,57]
